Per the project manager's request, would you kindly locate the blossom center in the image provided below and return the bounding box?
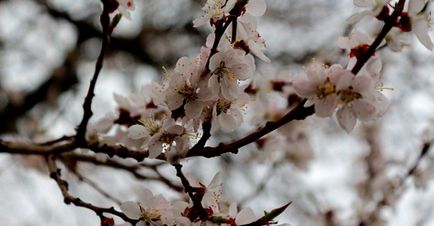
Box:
[216,98,231,115]
[338,87,362,103]
[139,119,161,136]
[177,83,199,102]
[316,78,336,99]
[214,61,236,81]
[159,133,177,144]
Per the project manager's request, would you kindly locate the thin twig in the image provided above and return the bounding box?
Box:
[61,153,183,192]
[76,3,112,146]
[46,155,137,224]
[69,168,123,205]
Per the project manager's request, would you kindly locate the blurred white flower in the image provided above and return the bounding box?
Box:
[120,188,170,226]
[117,0,135,19]
[193,0,236,27]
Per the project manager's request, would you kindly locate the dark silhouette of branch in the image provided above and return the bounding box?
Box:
[173,163,209,221]
[75,3,111,146]
[187,99,315,158]
[0,138,75,155]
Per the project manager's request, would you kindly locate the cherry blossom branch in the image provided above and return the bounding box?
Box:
[46,155,138,224]
[0,138,75,155]
[351,0,406,74]
[188,0,409,159]
[187,99,315,158]
[406,142,431,177]
[240,202,292,226]
[173,163,209,221]
[76,1,112,146]
[205,1,247,69]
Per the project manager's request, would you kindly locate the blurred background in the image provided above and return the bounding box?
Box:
[1,0,434,225]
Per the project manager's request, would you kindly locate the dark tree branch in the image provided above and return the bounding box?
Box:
[0,138,75,155]
[46,155,137,224]
[187,99,315,158]
[351,0,406,75]
[75,3,111,146]
[173,163,209,221]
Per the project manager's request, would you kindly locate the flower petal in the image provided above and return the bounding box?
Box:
[120,201,142,219]
[336,107,357,133]
[128,125,149,140]
[246,0,267,16]
[315,95,337,117]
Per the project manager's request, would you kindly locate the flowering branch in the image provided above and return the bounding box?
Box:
[240,202,291,226]
[350,0,406,74]
[187,99,314,158]
[173,163,210,221]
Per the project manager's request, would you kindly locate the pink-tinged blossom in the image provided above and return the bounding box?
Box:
[229,15,270,62]
[113,84,165,117]
[160,201,192,226]
[193,0,236,27]
[335,70,388,132]
[243,0,267,17]
[337,30,373,58]
[87,113,116,139]
[127,116,188,158]
[201,171,224,213]
[209,49,255,100]
[211,94,249,133]
[227,203,258,225]
[117,0,135,19]
[165,50,216,120]
[120,188,170,226]
[347,0,390,23]
[385,27,411,51]
[402,0,433,50]
[292,63,345,117]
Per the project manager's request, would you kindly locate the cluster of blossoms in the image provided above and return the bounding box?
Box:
[348,0,433,51]
[292,59,387,132]
[89,0,270,160]
[118,172,288,226]
[292,0,433,132]
[84,0,434,224]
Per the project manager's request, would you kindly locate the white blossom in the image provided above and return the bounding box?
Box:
[209,49,255,101]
